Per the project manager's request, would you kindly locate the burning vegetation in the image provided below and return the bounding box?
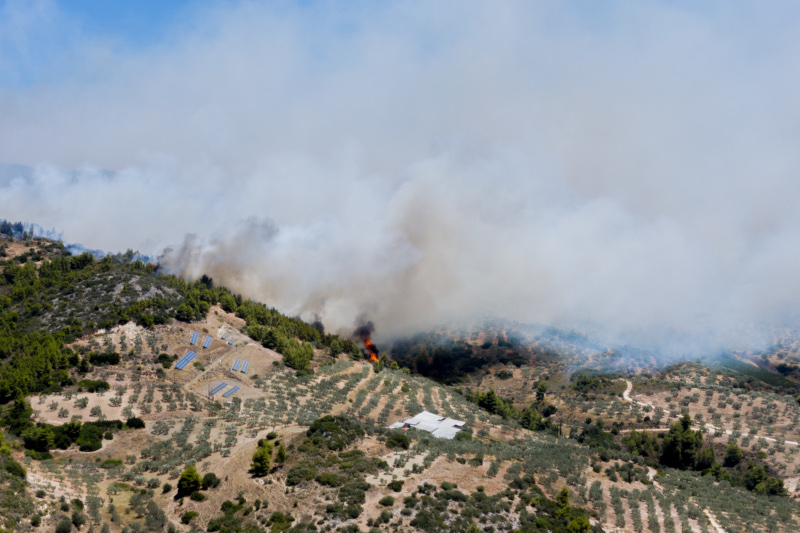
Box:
[355,321,379,361]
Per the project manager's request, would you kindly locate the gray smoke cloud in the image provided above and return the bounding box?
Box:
[2,1,800,356]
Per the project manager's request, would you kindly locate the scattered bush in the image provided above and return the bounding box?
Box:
[316,472,345,487]
[55,516,72,533]
[100,459,123,469]
[3,458,26,478]
[385,432,410,450]
[78,379,110,393]
[125,417,145,429]
[287,462,317,486]
[202,472,221,489]
[306,415,364,451]
[387,480,404,492]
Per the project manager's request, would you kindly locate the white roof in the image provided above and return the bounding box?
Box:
[389,411,466,440]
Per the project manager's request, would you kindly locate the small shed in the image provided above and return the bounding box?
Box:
[388,411,465,440]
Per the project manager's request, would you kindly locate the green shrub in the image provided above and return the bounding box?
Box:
[385,432,410,450]
[387,480,404,492]
[24,449,53,461]
[316,472,345,487]
[267,511,295,532]
[77,424,104,451]
[190,491,206,501]
[157,353,173,368]
[306,415,364,451]
[3,458,26,478]
[100,459,123,469]
[55,516,72,533]
[125,417,145,429]
[455,430,473,441]
[181,511,198,524]
[286,462,317,486]
[78,379,110,393]
[71,509,86,528]
[379,496,395,507]
[202,472,220,489]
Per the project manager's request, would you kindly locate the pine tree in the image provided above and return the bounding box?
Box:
[724,442,743,467]
[177,465,201,496]
[275,444,287,463]
[251,442,274,476]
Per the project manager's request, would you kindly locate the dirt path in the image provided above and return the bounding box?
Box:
[704,509,727,533]
[621,380,799,446]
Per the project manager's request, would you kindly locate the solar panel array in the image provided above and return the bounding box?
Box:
[190,331,199,345]
[174,351,197,370]
[222,386,240,398]
[227,338,236,345]
[209,382,227,396]
[232,359,241,371]
[240,361,250,373]
[221,333,229,339]
[202,336,212,348]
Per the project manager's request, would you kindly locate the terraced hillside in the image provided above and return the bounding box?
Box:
[2,235,800,532]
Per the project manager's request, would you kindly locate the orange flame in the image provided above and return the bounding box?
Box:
[364,337,379,361]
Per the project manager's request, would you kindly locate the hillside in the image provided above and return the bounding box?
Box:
[0,236,799,533]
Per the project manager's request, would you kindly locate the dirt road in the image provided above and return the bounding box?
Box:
[621,380,798,446]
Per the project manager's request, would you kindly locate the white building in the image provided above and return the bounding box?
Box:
[387,411,466,440]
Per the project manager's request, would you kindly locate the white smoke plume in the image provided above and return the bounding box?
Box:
[2,1,800,356]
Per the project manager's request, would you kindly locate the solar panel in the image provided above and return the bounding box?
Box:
[222,386,240,398]
[227,338,235,345]
[209,382,227,395]
[221,333,229,339]
[232,359,241,371]
[190,331,199,345]
[202,336,212,348]
[175,351,197,370]
[174,352,190,369]
[240,361,249,373]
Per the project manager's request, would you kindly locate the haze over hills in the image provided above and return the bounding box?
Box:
[3,2,800,361]
[0,233,800,533]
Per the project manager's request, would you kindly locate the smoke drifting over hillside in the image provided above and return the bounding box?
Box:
[2,1,800,356]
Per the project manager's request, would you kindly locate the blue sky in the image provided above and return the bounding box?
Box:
[57,0,204,46]
[0,0,213,87]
